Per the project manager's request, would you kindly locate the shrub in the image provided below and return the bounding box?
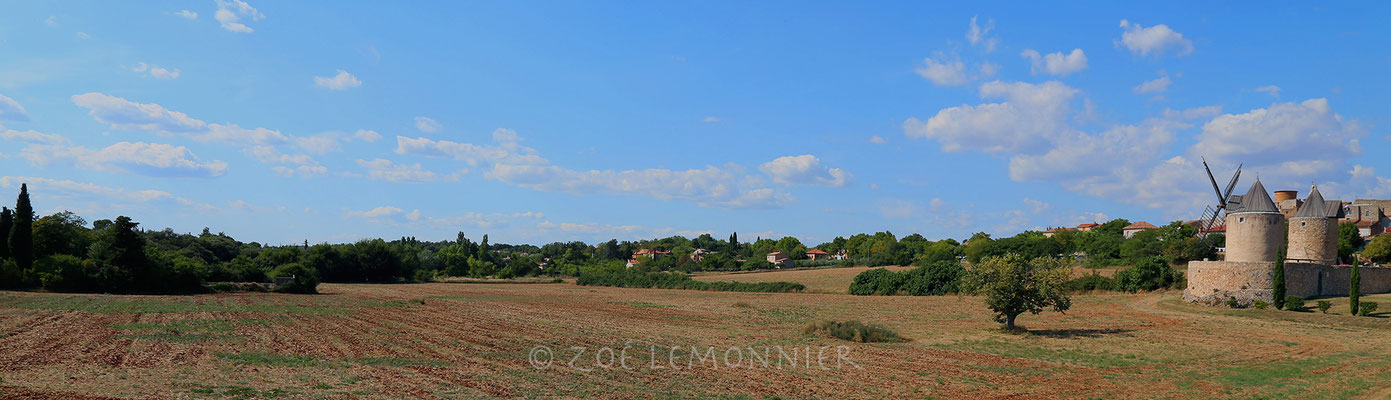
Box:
[33,255,100,292]
[1317,301,1332,314]
[1283,296,1305,311]
[1114,257,1181,292]
[1359,302,1379,317]
[412,269,436,283]
[803,320,904,343]
[1252,300,1269,309]
[270,263,320,294]
[848,268,898,295]
[576,269,803,293]
[1226,297,1241,308]
[1065,272,1116,292]
[901,261,964,296]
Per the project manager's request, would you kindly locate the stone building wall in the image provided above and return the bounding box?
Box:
[1287,217,1337,264]
[1225,212,1284,263]
[1184,261,1275,306]
[1285,263,1391,297]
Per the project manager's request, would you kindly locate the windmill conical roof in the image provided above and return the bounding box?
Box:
[1231,179,1278,214]
[1293,184,1343,218]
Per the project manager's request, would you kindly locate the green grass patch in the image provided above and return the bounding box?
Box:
[935,339,1155,369]
[348,357,452,368]
[187,384,298,399]
[608,301,673,308]
[110,319,270,333]
[121,332,237,344]
[804,320,905,343]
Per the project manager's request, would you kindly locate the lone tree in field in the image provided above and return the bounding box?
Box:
[10,184,34,272]
[963,253,1072,330]
[1350,259,1361,315]
[1273,246,1287,310]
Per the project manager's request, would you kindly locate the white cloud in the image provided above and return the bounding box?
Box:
[313,70,361,90]
[132,63,181,80]
[1133,74,1172,94]
[3,131,228,178]
[214,0,264,33]
[345,206,543,229]
[414,116,442,133]
[1020,49,1088,76]
[1117,19,1194,57]
[353,129,382,142]
[355,158,464,183]
[1254,85,1281,98]
[293,134,343,154]
[758,155,851,187]
[396,130,797,208]
[175,10,198,19]
[966,16,998,52]
[915,52,984,86]
[270,165,327,178]
[45,16,57,26]
[904,80,1079,153]
[0,94,31,122]
[0,176,217,215]
[75,32,90,39]
[1194,98,1361,172]
[868,135,887,144]
[72,92,207,133]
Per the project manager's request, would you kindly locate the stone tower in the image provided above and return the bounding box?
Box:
[1287,185,1342,264]
[1224,179,1283,263]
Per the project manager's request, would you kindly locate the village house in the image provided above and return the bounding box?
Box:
[1343,199,1391,238]
[832,249,848,261]
[689,248,711,261]
[805,249,829,260]
[766,251,792,268]
[1122,221,1158,238]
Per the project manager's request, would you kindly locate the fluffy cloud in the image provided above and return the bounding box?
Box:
[355,158,464,183]
[414,116,442,133]
[915,52,996,86]
[174,10,198,19]
[313,70,361,90]
[966,16,998,52]
[132,63,181,80]
[354,129,382,142]
[0,94,29,122]
[1020,49,1088,76]
[1133,74,1172,94]
[868,135,887,144]
[1254,85,1281,98]
[344,206,543,229]
[904,80,1078,153]
[1117,19,1193,57]
[293,134,343,154]
[0,176,217,215]
[1194,98,1361,174]
[71,92,329,176]
[759,155,851,187]
[215,0,264,33]
[3,131,228,178]
[394,129,822,209]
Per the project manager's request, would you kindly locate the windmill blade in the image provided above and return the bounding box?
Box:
[1202,158,1225,203]
[1221,164,1242,200]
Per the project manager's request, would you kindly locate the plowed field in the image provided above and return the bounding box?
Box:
[1,284,1388,399]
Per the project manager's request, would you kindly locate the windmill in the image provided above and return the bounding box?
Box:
[1199,158,1241,236]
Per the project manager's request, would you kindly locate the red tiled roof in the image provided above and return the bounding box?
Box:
[806,249,829,255]
[1123,221,1158,230]
[767,251,785,256]
[1076,223,1099,228]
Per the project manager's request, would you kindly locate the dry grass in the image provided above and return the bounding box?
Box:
[0,285,1388,399]
[693,266,913,294]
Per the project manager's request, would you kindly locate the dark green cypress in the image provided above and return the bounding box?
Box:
[1350,259,1361,315]
[10,184,33,272]
[1273,246,1286,310]
[0,206,12,259]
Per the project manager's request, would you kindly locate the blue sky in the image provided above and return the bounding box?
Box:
[2,2,1388,245]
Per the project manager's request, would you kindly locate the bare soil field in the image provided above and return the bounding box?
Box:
[1,284,1389,399]
[694,266,914,294]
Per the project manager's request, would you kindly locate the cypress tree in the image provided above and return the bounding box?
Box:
[10,184,34,272]
[1273,246,1286,310]
[0,207,12,259]
[729,232,738,253]
[1350,259,1361,315]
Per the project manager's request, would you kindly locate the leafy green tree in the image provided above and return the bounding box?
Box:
[963,232,992,264]
[1113,257,1181,292]
[1363,235,1391,262]
[1350,259,1361,315]
[32,211,91,258]
[1338,222,1365,262]
[1273,246,1286,310]
[0,207,12,259]
[11,183,35,272]
[270,262,320,294]
[962,254,1072,330]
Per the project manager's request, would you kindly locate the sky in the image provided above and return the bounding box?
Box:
[1,2,1389,246]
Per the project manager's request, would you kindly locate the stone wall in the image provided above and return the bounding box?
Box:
[1287,217,1337,264]
[1225,212,1283,263]
[1184,260,1275,306]
[1285,263,1391,297]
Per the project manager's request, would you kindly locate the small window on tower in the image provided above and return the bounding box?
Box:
[1301,221,1307,227]
[1238,217,1245,223]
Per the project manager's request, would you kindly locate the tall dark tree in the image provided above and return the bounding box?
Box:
[729,232,738,253]
[0,206,12,259]
[1273,246,1286,310]
[1350,259,1361,315]
[11,184,34,272]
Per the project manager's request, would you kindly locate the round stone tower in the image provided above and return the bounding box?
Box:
[1225,179,1283,263]
[1287,185,1340,264]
